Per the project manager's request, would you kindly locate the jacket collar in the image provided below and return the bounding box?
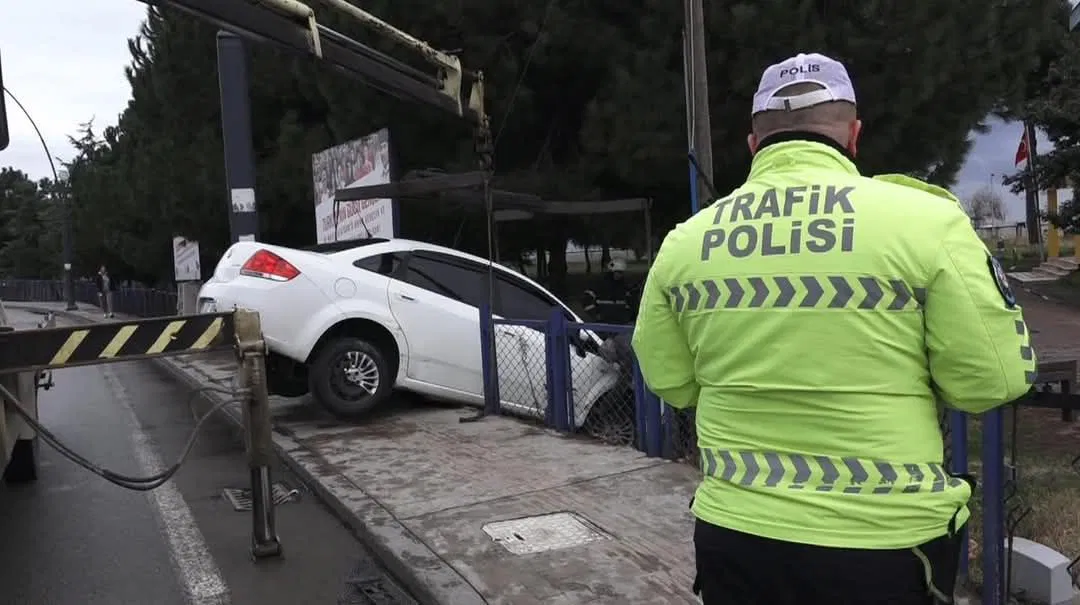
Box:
[747,131,860,181]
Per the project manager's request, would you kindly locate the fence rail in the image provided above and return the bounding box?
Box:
[0,279,178,318]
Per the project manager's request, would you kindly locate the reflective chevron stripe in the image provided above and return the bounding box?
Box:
[668,275,926,312]
[1017,319,1037,384]
[699,448,966,495]
[0,313,235,373]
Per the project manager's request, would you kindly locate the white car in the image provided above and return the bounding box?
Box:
[198,238,629,430]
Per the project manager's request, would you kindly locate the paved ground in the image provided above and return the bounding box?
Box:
[1015,288,1080,361]
[15,293,1078,605]
[0,307,417,605]
[8,302,702,605]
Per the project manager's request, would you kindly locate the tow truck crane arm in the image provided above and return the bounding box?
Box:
[0,0,489,156]
[143,0,486,125]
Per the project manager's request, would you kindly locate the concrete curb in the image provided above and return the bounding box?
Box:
[8,303,487,605]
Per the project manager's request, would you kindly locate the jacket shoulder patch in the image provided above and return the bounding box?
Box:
[988,255,1016,308]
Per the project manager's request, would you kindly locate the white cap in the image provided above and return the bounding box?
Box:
[607,259,626,272]
[752,53,856,116]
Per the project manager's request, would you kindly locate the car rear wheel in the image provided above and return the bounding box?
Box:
[309,337,392,419]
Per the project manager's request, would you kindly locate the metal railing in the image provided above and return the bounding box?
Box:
[478,304,667,456]
[0,279,178,317]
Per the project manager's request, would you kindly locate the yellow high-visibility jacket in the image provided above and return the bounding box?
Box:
[632,139,1035,549]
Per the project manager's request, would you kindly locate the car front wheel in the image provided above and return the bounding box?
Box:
[308,337,392,420]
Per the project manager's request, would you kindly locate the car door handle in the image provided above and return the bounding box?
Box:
[397,293,416,302]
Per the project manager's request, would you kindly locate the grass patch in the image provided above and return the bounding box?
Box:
[961,408,1080,596]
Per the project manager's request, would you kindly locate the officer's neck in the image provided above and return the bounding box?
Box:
[757,130,855,164]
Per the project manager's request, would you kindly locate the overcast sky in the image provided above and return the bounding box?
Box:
[0,2,1066,222]
[3,1,145,178]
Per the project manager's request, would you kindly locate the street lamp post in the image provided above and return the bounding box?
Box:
[1,86,75,309]
[56,168,76,310]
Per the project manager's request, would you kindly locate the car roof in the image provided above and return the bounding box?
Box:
[332,238,571,308]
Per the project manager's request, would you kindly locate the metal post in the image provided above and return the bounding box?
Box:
[62,191,76,310]
[643,389,663,458]
[981,408,1006,605]
[949,411,970,581]
[234,309,282,560]
[548,309,571,432]
[478,302,500,415]
[643,200,654,265]
[682,0,714,214]
[217,32,260,243]
[632,361,648,453]
[1022,120,1042,250]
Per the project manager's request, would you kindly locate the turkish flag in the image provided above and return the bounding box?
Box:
[1015,128,1030,167]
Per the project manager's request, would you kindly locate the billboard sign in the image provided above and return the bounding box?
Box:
[172,236,201,282]
[312,128,394,243]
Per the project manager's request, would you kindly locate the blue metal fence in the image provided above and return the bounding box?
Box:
[479,302,1037,605]
[479,303,668,456]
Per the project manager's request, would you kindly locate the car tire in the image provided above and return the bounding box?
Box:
[581,388,637,447]
[4,438,39,484]
[309,336,392,420]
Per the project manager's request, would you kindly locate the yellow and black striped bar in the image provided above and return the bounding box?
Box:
[0,312,235,374]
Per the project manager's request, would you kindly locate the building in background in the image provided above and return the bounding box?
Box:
[311,128,394,243]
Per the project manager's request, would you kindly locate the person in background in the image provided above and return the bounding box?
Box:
[583,258,634,324]
[94,265,115,318]
[632,52,1035,604]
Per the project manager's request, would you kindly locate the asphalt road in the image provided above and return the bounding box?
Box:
[0,308,416,605]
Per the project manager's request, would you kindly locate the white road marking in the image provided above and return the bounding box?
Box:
[102,365,231,605]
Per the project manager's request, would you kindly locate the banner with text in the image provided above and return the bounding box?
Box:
[172,236,201,282]
[312,128,394,243]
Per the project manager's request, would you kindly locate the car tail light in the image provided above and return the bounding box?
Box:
[240,249,301,281]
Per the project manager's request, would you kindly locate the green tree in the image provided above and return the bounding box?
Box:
[999,21,1080,233]
[52,0,1069,293]
[0,168,59,278]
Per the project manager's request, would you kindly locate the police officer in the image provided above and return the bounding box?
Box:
[583,258,634,323]
[632,52,1035,605]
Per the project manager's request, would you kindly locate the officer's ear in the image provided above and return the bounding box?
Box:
[847,119,863,157]
[747,133,760,155]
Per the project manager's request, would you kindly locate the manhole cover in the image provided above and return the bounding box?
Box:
[337,555,418,605]
[482,511,610,555]
[339,578,417,605]
[222,482,299,512]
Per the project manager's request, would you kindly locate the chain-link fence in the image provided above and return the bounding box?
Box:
[489,319,549,420]
[0,278,178,318]
[663,407,698,467]
[569,323,637,447]
[480,307,667,453]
